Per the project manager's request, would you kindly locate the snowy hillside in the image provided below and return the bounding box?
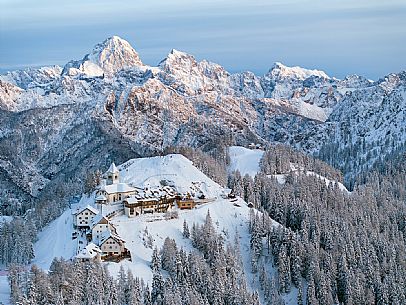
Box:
[32,153,245,275]
[118,154,223,197]
[32,209,77,270]
[268,170,350,193]
[229,145,349,193]
[109,198,254,283]
[228,146,264,177]
[29,153,305,304]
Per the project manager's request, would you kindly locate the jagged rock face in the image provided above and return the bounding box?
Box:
[261,62,330,98]
[229,71,264,99]
[0,103,146,204]
[0,35,405,200]
[157,49,232,95]
[0,81,23,111]
[0,66,62,90]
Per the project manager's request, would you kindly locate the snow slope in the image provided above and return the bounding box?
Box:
[0,272,10,305]
[269,170,349,193]
[118,154,223,197]
[32,209,77,270]
[305,171,349,193]
[228,146,264,177]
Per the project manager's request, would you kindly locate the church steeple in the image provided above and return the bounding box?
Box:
[106,162,119,185]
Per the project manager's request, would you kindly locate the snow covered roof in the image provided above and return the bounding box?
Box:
[107,162,119,174]
[95,194,107,201]
[124,195,138,204]
[73,205,99,216]
[100,230,124,246]
[123,186,177,204]
[75,243,101,259]
[104,183,136,194]
[138,197,159,202]
[91,214,109,227]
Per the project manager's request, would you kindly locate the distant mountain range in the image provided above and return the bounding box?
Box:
[0,36,405,203]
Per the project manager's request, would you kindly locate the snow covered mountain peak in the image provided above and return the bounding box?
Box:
[158,49,197,70]
[169,48,189,57]
[260,62,331,99]
[269,62,330,81]
[62,36,143,77]
[338,74,374,88]
[157,48,231,94]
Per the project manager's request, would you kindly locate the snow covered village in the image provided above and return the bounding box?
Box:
[26,148,282,304]
[71,156,226,263]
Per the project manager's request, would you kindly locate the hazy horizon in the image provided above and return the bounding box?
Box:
[1,0,405,79]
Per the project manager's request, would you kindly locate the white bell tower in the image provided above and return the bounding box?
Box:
[106,162,119,185]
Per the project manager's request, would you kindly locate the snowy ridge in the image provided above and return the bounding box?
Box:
[268,168,350,193]
[118,154,223,197]
[229,146,349,193]
[305,171,349,193]
[269,62,330,81]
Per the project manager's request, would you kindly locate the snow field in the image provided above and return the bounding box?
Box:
[119,154,223,198]
[32,209,77,270]
[228,146,264,177]
[0,273,10,305]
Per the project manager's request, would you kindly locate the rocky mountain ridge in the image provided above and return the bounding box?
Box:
[0,35,404,204]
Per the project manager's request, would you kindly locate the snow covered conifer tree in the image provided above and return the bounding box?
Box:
[151,246,161,273]
[277,244,291,293]
[151,272,164,305]
[183,220,190,239]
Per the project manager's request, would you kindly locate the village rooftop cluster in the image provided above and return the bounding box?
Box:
[71,162,207,262]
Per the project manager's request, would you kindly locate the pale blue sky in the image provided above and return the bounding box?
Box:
[0,0,405,79]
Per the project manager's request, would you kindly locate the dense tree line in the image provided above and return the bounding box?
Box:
[150,211,259,305]
[0,218,36,265]
[316,132,406,189]
[229,146,406,304]
[8,259,148,305]
[260,144,343,183]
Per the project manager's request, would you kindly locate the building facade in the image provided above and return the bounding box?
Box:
[176,198,196,210]
[100,232,125,257]
[91,215,116,242]
[73,206,99,228]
